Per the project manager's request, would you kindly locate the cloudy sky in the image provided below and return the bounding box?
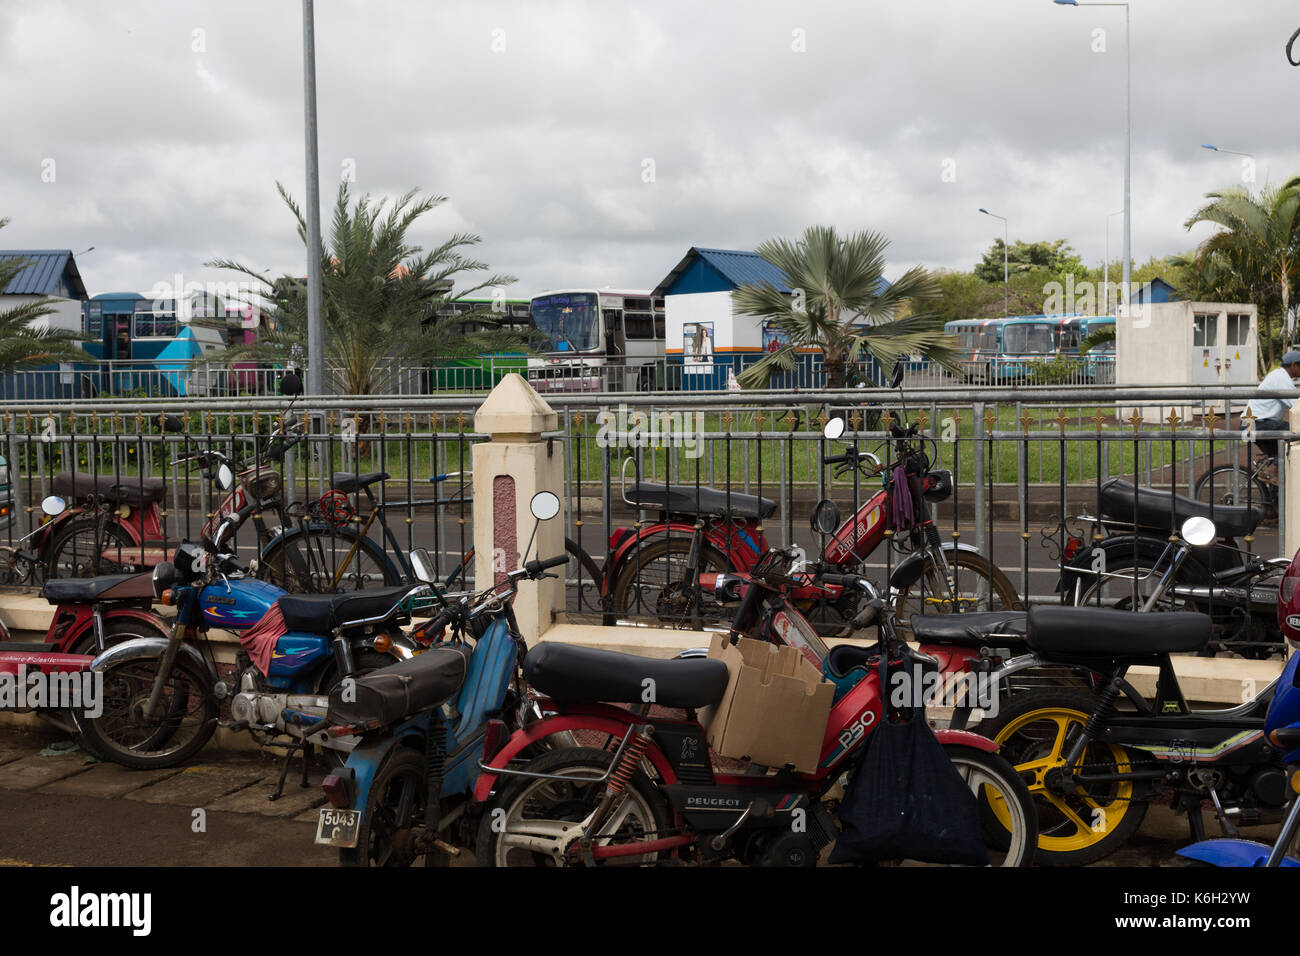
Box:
[3,0,1299,301]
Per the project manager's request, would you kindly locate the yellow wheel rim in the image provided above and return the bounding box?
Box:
[989,704,1135,854]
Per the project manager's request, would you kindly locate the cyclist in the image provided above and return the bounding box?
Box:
[1246,349,1300,479]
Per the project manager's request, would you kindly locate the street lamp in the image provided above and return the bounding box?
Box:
[1054,0,1131,317]
[979,208,1009,317]
[302,0,324,397]
[1201,143,1258,183]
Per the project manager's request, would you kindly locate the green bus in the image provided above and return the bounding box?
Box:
[426,298,534,391]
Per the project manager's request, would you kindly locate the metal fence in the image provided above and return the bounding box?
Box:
[0,383,1287,629]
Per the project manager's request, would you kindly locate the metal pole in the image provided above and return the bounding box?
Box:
[1121,2,1131,315]
[302,0,325,398]
[973,401,987,560]
[1002,220,1009,317]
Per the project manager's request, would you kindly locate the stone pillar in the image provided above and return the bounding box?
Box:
[1287,402,1300,559]
[472,374,565,641]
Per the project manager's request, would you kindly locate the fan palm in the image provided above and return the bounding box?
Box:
[0,218,92,373]
[733,226,961,389]
[202,183,524,395]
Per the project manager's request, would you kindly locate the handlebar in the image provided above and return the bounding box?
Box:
[524,554,569,575]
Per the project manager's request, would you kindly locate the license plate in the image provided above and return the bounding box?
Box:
[315,808,361,848]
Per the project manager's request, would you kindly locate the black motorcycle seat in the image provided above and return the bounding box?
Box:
[331,472,390,494]
[523,642,731,709]
[1098,477,1261,539]
[1027,606,1211,657]
[42,572,155,604]
[625,482,776,520]
[909,611,1029,649]
[277,585,415,633]
[53,471,166,507]
[327,645,470,727]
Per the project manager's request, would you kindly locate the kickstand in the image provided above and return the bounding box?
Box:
[1207,786,1240,839]
[269,740,311,803]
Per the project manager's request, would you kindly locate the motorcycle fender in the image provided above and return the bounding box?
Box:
[89,636,211,678]
[608,521,701,580]
[933,728,998,754]
[473,713,680,803]
[1176,838,1297,867]
[344,728,427,820]
[58,607,169,652]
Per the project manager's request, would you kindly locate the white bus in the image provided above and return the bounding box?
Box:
[527,289,665,392]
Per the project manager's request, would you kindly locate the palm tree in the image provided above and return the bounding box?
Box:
[1183,177,1300,372]
[203,183,524,395]
[733,226,961,389]
[0,218,92,373]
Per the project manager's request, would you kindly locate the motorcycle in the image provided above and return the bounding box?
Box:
[79,479,427,776]
[1060,476,1286,658]
[966,600,1289,866]
[607,360,1018,633]
[472,546,1039,867]
[1178,647,1300,866]
[314,491,570,866]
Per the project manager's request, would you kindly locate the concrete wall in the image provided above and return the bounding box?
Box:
[2,295,84,335]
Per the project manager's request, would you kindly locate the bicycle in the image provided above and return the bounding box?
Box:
[1193,448,1278,518]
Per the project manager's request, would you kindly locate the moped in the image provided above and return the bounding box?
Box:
[314,491,570,866]
[473,547,1038,867]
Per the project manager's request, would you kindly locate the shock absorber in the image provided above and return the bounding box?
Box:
[606,725,652,799]
[1063,674,1123,770]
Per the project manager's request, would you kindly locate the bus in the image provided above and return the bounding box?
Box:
[527,290,665,392]
[426,297,534,391]
[944,318,1006,382]
[994,316,1064,380]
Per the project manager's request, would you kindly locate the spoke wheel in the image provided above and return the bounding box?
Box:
[977,688,1147,866]
[608,536,731,627]
[1194,465,1273,515]
[893,551,1020,635]
[47,519,140,578]
[260,530,395,593]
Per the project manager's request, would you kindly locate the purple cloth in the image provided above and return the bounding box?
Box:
[890,465,914,530]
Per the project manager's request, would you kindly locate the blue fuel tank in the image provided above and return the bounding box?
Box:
[199,577,286,631]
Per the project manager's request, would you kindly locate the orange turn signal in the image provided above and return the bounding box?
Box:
[372,633,393,654]
[159,589,174,606]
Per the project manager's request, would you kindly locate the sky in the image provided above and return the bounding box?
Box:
[3,0,1299,302]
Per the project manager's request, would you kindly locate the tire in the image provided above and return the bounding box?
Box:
[476,746,672,867]
[77,652,218,770]
[562,537,608,617]
[607,535,731,627]
[69,616,171,656]
[1194,465,1273,515]
[46,518,140,579]
[892,551,1020,635]
[259,528,398,593]
[941,745,1039,867]
[975,687,1149,866]
[339,748,450,867]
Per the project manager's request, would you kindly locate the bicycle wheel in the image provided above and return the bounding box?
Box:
[259,528,398,592]
[46,517,141,578]
[1194,464,1273,515]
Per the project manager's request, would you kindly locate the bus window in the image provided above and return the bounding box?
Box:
[978,326,998,351]
[624,309,657,340]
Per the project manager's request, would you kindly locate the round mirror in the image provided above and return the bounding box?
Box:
[1181,515,1216,547]
[217,464,234,492]
[823,417,845,440]
[530,491,560,521]
[810,498,841,535]
[280,371,304,397]
[41,495,67,517]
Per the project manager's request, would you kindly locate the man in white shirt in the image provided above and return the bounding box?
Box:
[1246,350,1300,470]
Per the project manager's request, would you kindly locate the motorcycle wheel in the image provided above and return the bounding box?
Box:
[339,748,450,868]
[46,518,140,578]
[607,537,731,627]
[892,551,1020,635]
[941,745,1039,867]
[77,653,218,770]
[1074,557,1189,613]
[476,746,672,867]
[976,687,1149,866]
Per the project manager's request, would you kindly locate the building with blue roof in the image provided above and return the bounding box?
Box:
[652,247,892,389]
[0,250,90,399]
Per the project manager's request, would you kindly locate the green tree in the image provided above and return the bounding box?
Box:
[973,238,1088,284]
[732,225,961,389]
[1182,177,1300,372]
[0,218,92,373]
[203,183,523,395]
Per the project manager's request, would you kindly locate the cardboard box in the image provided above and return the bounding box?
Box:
[702,634,834,773]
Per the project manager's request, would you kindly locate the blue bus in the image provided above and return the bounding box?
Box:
[944,314,1112,383]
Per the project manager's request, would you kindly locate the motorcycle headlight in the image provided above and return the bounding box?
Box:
[152,561,178,599]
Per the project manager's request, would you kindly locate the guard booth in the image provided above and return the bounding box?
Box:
[1115,300,1257,420]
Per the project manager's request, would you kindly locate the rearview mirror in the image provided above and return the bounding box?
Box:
[1180,515,1216,547]
[216,464,234,492]
[530,491,560,521]
[409,548,437,584]
[890,361,905,389]
[280,371,303,397]
[41,495,67,518]
[823,417,845,441]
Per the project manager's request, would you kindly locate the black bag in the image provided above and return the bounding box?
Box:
[828,653,990,866]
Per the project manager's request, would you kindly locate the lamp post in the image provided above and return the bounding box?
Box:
[1055,0,1130,316]
[1104,209,1122,315]
[979,208,1009,317]
[1201,143,1258,184]
[302,0,324,397]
